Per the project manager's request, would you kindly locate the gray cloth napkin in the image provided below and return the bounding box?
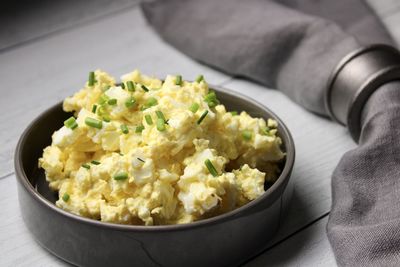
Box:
[329,81,400,266]
[141,0,399,266]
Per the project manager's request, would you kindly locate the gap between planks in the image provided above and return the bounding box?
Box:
[243,212,331,266]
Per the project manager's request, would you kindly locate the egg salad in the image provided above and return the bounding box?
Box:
[39,70,285,225]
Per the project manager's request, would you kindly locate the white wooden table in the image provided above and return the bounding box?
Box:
[0,1,398,266]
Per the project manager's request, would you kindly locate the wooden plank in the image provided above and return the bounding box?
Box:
[0,177,68,267]
[0,7,230,178]
[0,0,140,51]
[244,216,337,267]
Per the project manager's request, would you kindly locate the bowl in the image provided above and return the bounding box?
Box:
[14,85,295,267]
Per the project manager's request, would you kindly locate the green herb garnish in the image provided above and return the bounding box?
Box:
[141,85,149,92]
[107,98,117,105]
[85,117,103,129]
[135,124,145,133]
[204,91,219,108]
[125,96,136,108]
[91,160,101,165]
[98,94,109,105]
[145,114,153,125]
[155,110,166,121]
[157,118,166,131]
[205,159,218,177]
[197,110,208,124]
[64,117,78,130]
[82,163,91,169]
[120,124,129,134]
[189,103,199,113]
[242,130,252,141]
[195,74,204,83]
[127,81,135,92]
[262,126,271,136]
[175,75,182,86]
[113,172,128,180]
[88,71,95,87]
[102,85,111,91]
[141,97,158,110]
[62,193,70,202]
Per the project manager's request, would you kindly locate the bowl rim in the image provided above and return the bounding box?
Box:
[14,85,295,232]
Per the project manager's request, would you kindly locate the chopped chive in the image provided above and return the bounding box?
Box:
[141,85,149,92]
[145,114,153,125]
[120,124,129,134]
[197,110,208,124]
[175,75,182,86]
[113,171,128,181]
[107,98,117,105]
[64,117,78,130]
[102,85,111,91]
[155,110,166,121]
[242,130,252,141]
[62,193,70,202]
[120,83,126,89]
[137,157,145,163]
[82,163,91,169]
[157,118,166,131]
[85,117,102,129]
[189,103,199,113]
[125,96,136,108]
[147,97,158,106]
[195,74,204,83]
[146,97,158,107]
[91,160,101,165]
[97,106,107,116]
[230,111,238,116]
[92,105,97,113]
[262,126,271,136]
[135,124,145,133]
[102,116,111,122]
[119,153,124,156]
[204,91,219,108]
[98,94,109,105]
[88,71,95,87]
[127,81,135,92]
[205,159,218,177]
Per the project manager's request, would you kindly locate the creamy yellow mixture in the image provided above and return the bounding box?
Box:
[39,70,284,225]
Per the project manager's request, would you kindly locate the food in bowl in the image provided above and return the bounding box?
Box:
[38,70,285,225]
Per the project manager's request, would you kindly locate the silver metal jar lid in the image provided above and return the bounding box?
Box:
[325,44,400,142]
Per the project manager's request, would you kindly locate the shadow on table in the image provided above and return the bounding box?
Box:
[243,187,328,266]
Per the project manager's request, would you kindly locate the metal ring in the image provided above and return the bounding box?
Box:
[325,44,400,142]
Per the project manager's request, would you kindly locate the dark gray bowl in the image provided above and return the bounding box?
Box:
[14,86,295,267]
